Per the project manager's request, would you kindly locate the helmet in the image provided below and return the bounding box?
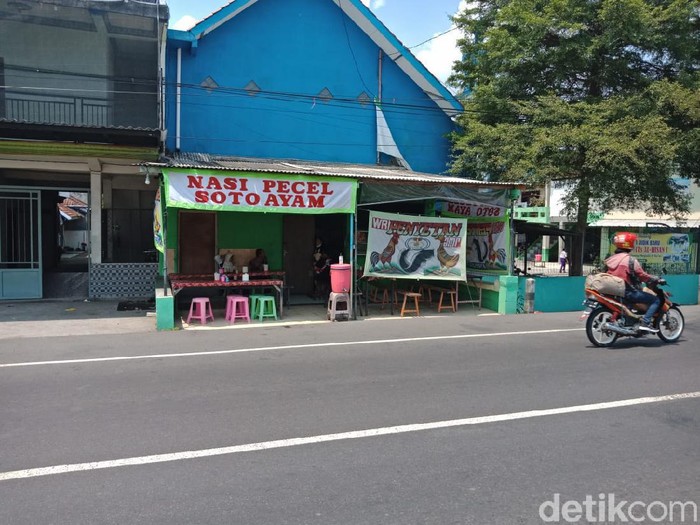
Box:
[612,232,637,251]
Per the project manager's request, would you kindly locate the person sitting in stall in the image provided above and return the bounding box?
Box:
[248,248,268,273]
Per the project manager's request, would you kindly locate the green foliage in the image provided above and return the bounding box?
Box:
[449,0,699,226]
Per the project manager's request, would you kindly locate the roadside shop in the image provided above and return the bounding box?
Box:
[147,155,524,329]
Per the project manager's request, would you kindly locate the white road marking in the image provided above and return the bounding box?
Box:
[1,391,697,482]
[0,328,583,368]
[185,313,501,330]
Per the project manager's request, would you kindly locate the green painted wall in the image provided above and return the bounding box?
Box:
[161,209,283,272]
[217,212,284,269]
[166,208,178,250]
[158,206,179,272]
[457,278,499,311]
[155,288,176,331]
[498,276,519,314]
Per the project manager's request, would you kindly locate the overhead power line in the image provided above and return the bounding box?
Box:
[2,79,521,122]
[408,26,460,50]
[388,26,461,59]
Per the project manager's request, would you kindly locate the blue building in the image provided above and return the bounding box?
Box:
[164,0,461,173]
[155,0,482,299]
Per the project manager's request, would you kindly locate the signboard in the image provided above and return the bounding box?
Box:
[440,200,505,218]
[438,200,509,275]
[465,220,509,274]
[163,169,357,214]
[363,211,467,280]
[153,187,164,254]
[608,232,695,274]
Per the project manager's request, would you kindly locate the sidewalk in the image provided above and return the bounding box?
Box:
[0,299,155,340]
[0,297,492,339]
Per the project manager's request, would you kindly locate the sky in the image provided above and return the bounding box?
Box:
[165,0,467,88]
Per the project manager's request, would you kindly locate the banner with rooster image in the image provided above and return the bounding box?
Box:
[465,219,509,275]
[363,211,467,280]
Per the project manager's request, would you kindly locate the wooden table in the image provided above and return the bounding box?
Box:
[169,271,286,281]
[169,276,285,318]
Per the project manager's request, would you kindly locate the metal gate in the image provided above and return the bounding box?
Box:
[0,189,42,299]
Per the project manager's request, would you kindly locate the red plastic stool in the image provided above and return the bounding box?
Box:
[225,295,250,324]
[187,297,214,325]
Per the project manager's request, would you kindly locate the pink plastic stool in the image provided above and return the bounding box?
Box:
[225,295,250,324]
[186,297,214,325]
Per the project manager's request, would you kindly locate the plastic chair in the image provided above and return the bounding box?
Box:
[225,295,250,324]
[256,295,278,322]
[327,292,351,321]
[187,297,214,325]
[249,294,265,318]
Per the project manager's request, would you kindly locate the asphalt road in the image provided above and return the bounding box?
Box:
[1,308,699,524]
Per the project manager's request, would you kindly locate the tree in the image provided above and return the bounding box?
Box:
[448,0,700,275]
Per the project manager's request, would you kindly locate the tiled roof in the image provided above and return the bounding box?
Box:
[58,203,83,220]
[63,196,88,207]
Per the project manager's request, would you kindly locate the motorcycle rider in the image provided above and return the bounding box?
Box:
[603,232,662,333]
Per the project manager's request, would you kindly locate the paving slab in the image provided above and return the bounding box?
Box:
[0,299,155,340]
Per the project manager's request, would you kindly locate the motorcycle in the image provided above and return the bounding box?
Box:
[581,277,685,347]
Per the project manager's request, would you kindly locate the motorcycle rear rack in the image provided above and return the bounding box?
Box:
[584,288,641,319]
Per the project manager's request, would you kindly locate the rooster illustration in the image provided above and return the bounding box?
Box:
[487,231,507,265]
[370,232,401,269]
[472,234,506,266]
[472,237,488,262]
[436,235,460,272]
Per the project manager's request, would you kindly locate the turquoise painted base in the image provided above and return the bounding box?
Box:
[526,273,698,313]
[156,289,176,330]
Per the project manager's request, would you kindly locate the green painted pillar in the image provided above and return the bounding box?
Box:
[498,275,519,314]
[156,288,176,331]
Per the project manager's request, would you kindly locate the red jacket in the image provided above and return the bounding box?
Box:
[604,252,655,288]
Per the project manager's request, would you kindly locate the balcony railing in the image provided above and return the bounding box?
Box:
[0,91,112,127]
[1,66,159,129]
[4,90,110,127]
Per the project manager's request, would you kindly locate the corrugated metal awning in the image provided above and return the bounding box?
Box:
[145,153,523,188]
[591,219,700,228]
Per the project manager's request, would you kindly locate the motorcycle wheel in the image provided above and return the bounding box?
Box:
[657,306,684,343]
[586,307,618,347]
